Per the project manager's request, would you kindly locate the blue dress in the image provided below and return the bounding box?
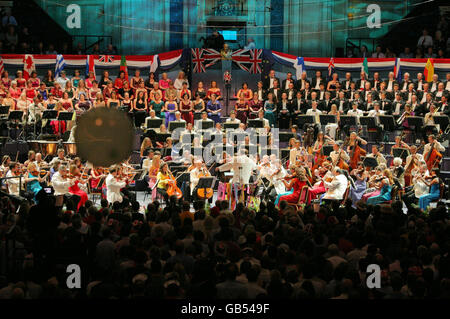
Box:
[419,182,440,211]
[367,184,392,205]
[26,172,42,201]
[207,100,222,124]
[264,101,277,127]
[350,177,367,207]
[165,102,177,127]
[275,189,294,206]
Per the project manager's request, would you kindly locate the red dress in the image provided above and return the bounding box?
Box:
[279,178,306,204]
[180,100,194,124]
[25,88,36,99]
[30,78,40,88]
[248,100,263,119]
[16,78,26,88]
[69,179,88,211]
[235,101,248,124]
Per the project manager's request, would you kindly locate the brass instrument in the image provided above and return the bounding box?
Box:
[396,110,410,125]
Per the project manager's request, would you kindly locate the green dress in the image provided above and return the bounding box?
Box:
[151,100,165,119]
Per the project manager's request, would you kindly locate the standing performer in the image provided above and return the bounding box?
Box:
[105,166,127,205]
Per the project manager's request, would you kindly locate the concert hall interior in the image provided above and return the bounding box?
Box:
[0,0,450,301]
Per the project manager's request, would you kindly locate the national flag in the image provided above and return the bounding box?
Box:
[191,48,221,73]
[361,57,369,77]
[328,57,335,80]
[294,57,305,80]
[232,49,263,74]
[98,55,114,63]
[55,54,66,78]
[23,54,35,80]
[85,55,96,78]
[119,56,129,81]
[191,48,206,73]
[149,55,158,73]
[393,58,402,83]
[0,57,4,76]
[424,58,434,82]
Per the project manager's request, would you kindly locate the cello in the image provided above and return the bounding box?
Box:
[425,139,443,172]
[196,164,214,200]
[348,133,366,170]
[166,169,183,199]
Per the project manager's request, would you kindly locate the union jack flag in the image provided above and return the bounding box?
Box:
[191,48,221,73]
[232,49,262,74]
[327,57,335,80]
[98,55,114,63]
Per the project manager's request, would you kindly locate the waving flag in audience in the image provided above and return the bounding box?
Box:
[328,57,335,80]
[119,56,129,81]
[23,54,35,80]
[85,55,96,78]
[424,58,434,82]
[361,57,369,77]
[55,54,66,78]
[232,49,263,74]
[394,58,402,82]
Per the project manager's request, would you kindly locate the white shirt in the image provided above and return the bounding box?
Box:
[368,152,387,165]
[51,171,74,196]
[330,150,350,166]
[306,108,322,123]
[347,109,363,117]
[417,35,433,48]
[323,174,348,200]
[423,141,445,157]
[6,170,20,196]
[367,109,385,117]
[105,173,126,203]
[55,77,70,90]
[189,167,203,193]
[226,118,241,123]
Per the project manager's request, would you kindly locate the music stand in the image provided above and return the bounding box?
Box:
[363,156,378,168]
[279,132,295,143]
[168,121,186,132]
[407,116,424,129]
[247,119,264,128]
[146,118,163,129]
[197,120,214,130]
[340,115,357,127]
[0,105,9,116]
[379,115,396,131]
[433,116,449,131]
[322,145,334,156]
[197,176,215,202]
[57,111,74,121]
[319,114,337,126]
[393,147,410,161]
[297,115,315,127]
[8,110,23,121]
[359,116,377,128]
[41,110,58,135]
[156,133,171,143]
[223,122,239,130]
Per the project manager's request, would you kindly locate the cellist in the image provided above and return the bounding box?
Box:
[329,141,350,169]
[347,132,367,170]
[423,134,445,171]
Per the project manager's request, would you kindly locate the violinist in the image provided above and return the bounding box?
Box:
[24,150,36,167]
[403,163,430,208]
[404,145,424,186]
[51,165,74,208]
[391,157,406,188]
[329,142,350,168]
[156,162,171,204]
[276,166,309,207]
[5,162,20,196]
[309,161,333,201]
[49,148,68,166]
[349,162,368,205]
[90,165,107,193]
[423,134,445,170]
[390,135,410,157]
[105,165,127,205]
[68,164,89,211]
[25,162,43,200]
[416,168,441,211]
[146,155,161,201]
